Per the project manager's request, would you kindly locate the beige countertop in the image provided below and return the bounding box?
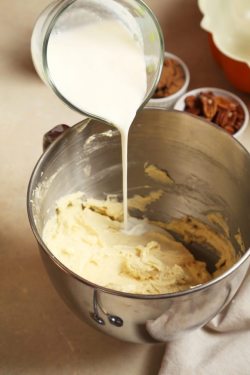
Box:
[1,1,249,374]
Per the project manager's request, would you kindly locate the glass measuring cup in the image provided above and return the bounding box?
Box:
[31,0,164,121]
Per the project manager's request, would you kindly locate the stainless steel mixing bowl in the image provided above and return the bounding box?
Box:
[27,109,250,343]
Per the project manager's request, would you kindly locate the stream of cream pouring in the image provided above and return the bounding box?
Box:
[47,19,147,230]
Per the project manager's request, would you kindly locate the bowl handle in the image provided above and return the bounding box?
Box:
[90,289,123,328]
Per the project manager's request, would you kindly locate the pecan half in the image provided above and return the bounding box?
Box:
[214,109,238,128]
[184,95,201,115]
[200,92,217,120]
[216,96,236,111]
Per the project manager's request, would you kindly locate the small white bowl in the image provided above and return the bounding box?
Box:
[174,87,249,139]
[148,52,190,110]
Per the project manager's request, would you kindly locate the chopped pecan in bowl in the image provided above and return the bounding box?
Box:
[148,52,190,110]
[153,58,185,98]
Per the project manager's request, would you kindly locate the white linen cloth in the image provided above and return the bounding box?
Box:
[159,269,250,375]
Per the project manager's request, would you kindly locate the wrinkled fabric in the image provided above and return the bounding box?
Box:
[159,269,250,375]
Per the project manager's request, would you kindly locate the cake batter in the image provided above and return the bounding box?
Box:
[42,192,237,294]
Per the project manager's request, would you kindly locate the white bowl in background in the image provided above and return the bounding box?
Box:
[174,87,249,139]
[148,52,190,110]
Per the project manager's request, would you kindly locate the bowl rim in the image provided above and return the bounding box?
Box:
[149,51,190,103]
[173,86,249,139]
